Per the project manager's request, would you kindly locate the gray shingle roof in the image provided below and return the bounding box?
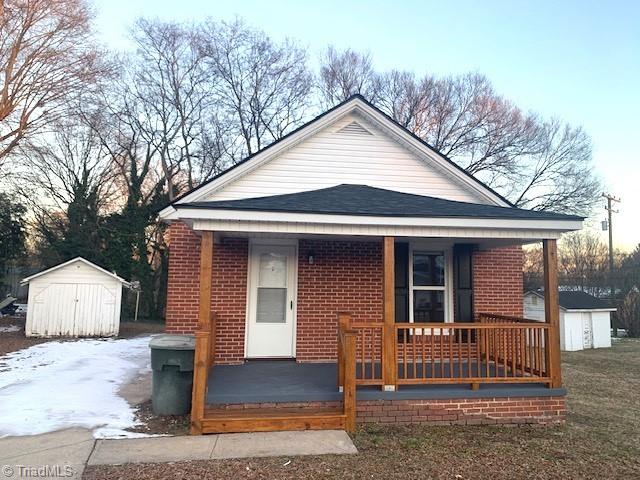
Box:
[178,184,583,221]
[528,290,615,310]
[558,291,613,310]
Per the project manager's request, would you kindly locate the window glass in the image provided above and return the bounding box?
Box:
[413,253,444,286]
[413,290,445,323]
[258,252,287,287]
[256,288,286,323]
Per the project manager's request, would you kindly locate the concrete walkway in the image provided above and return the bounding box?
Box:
[0,429,357,478]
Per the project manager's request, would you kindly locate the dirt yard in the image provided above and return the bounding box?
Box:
[84,338,640,480]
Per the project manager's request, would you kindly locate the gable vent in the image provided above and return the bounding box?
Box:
[337,121,373,136]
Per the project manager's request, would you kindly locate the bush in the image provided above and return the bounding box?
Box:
[618,288,640,338]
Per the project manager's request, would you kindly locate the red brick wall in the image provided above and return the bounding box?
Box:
[473,246,524,318]
[208,396,566,426]
[165,222,248,364]
[356,396,565,425]
[296,239,383,362]
[165,226,525,363]
[211,237,248,364]
[165,222,200,334]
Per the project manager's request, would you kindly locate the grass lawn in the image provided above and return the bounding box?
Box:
[86,338,640,479]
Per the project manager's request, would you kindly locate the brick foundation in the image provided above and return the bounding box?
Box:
[208,396,566,426]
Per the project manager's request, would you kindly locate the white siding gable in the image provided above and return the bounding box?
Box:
[204,112,487,204]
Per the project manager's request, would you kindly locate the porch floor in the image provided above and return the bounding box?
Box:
[206,361,565,405]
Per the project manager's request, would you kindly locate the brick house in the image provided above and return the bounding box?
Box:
[159,95,582,434]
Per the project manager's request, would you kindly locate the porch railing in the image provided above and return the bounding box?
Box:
[191,312,217,434]
[341,313,553,389]
[192,312,358,434]
[337,313,357,431]
[395,322,550,385]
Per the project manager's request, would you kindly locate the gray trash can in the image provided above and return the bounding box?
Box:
[149,334,195,416]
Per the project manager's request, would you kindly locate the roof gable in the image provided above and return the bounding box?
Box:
[161,96,512,219]
[21,257,130,286]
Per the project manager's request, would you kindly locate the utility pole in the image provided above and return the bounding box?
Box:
[602,192,620,335]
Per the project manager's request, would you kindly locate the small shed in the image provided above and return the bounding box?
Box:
[524,290,616,351]
[21,257,130,338]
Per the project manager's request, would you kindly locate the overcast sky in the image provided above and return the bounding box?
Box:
[94,0,640,250]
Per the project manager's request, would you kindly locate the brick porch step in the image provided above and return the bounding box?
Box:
[201,406,346,434]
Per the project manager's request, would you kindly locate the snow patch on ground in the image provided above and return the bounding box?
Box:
[0,325,20,333]
[0,335,155,438]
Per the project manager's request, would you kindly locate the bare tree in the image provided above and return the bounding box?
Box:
[17,118,115,213]
[14,115,117,266]
[0,0,104,167]
[318,51,600,215]
[558,231,610,295]
[618,287,640,338]
[511,119,599,213]
[318,47,381,108]
[129,18,227,199]
[523,245,544,291]
[198,19,313,158]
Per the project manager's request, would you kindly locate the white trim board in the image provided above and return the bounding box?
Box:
[191,218,570,240]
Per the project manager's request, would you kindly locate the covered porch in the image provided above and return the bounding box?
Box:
[165,185,581,434]
[188,233,565,434]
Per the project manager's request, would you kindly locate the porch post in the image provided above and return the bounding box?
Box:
[198,231,214,330]
[191,230,214,434]
[382,236,397,390]
[543,239,562,388]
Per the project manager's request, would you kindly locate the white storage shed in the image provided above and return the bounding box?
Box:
[21,257,130,338]
[524,290,616,351]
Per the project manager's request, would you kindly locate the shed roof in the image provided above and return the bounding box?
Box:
[21,257,130,286]
[179,184,583,221]
[527,290,616,311]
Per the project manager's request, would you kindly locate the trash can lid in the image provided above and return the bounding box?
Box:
[149,334,195,350]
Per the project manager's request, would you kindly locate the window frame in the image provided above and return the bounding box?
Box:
[408,243,454,325]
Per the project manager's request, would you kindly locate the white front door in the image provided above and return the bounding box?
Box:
[246,244,297,358]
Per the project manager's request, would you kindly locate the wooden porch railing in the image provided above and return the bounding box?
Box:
[340,313,554,389]
[192,312,358,434]
[395,322,551,386]
[337,313,357,432]
[477,313,530,324]
[191,312,216,435]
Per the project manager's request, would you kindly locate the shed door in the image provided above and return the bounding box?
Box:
[74,284,117,336]
[32,283,116,336]
[582,313,593,349]
[32,284,78,336]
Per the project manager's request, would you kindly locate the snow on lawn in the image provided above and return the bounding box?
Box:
[0,325,21,333]
[0,335,154,438]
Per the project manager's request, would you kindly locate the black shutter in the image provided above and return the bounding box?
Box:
[454,244,475,323]
[394,242,409,323]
